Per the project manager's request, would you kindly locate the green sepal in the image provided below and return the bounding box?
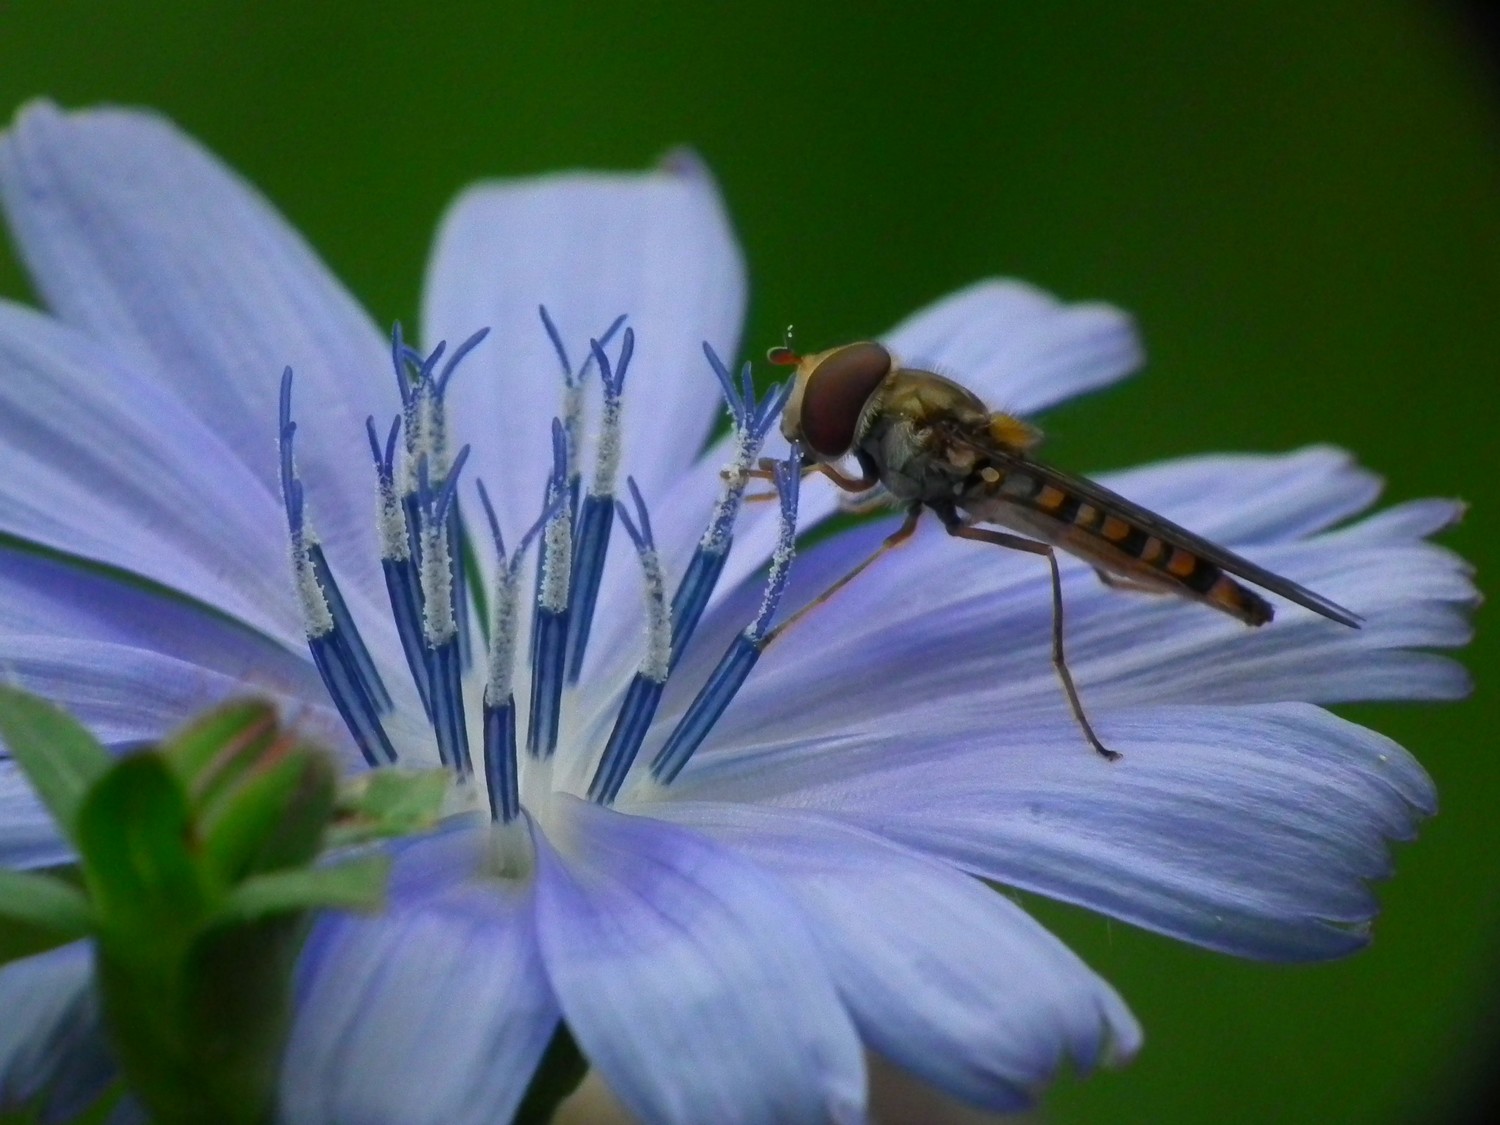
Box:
[159,698,280,799]
[0,869,92,941]
[198,748,337,885]
[74,753,204,957]
[215,855,390,925]
[328,767,449,848]
[0,684,111,843]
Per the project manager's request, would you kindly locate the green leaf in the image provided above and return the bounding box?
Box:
[328,768,449,847]
[0,685,111,842]
[0,868,92,939]
[215,855,390,924]
[75,753,205,953]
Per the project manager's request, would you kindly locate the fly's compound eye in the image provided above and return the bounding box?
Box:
[799,342,893,458]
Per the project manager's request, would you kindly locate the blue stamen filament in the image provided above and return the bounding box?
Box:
[530,309,628,664]
[589,478,671,804]
[527,419,573,759]
[652,451,802,784]
[669,343,792,667]
[475,480,558,823]
[367,414,435,720]
[278,368,396,767]
[566,327,635,682]
[282,320,811,824]
[416,448,474,776]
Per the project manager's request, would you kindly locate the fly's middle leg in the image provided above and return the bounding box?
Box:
[763,503,923,645]
[938,509,1118,762]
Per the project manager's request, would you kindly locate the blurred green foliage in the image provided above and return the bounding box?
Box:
[1,2,1495,1122]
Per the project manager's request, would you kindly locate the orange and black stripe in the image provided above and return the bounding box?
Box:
[982,466,1275,625]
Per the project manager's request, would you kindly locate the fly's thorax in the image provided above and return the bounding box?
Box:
[854,368,993,502]
[860,408,961,503]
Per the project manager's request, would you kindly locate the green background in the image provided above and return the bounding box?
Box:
[1,2,1495,1122]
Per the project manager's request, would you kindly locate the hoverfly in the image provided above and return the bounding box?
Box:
[767,339,1361,760]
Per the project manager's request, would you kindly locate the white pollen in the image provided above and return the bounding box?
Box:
[423,396,452,480]
[484,570,521,705]
[639,549,671,683]
[591,398,623,496]
[700,432,754,552]
[563,382,585,483]
[539,506,573,613]
[419,526,456,645]
[291,539,334,637]
[376,479,411,561]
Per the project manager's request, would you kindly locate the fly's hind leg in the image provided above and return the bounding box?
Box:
[940,509,1118,762]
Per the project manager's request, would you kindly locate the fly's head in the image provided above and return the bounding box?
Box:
[770,340,894,463]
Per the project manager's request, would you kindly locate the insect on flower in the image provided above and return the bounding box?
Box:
[768,339,1364,761]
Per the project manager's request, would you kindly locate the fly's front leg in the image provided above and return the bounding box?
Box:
[838,484,895,515]
[814,454,882,494]
[742,452,881,502]
[940,511,1118,761]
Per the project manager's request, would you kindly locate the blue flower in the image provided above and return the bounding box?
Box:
[0,101,1473,1124]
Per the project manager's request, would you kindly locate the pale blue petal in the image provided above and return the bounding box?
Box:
[678,702,1433,961]
[532,797,866,1125]
[282,828,557,1125]
[0,636,338,751]
[0,303,304,646]
[649,801,1140,1111]
[0,943,114,1122]
[421,153,745,561]
[1086,445,1383,544]
[0,544,324,701]
[0,760,67,869]
[0,101,397,618]
[882,278,1144,414]
[1329,497,1464,544]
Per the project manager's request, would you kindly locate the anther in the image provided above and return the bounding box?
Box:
[589,478,671,804]
[367,414,434,720]
[279,367,396,767]
[668,343,792,667]
[416,448,473,776]
[476,479,560,823]
[527,419,573,758]
[539,306,628,521]
[566,328,636,682]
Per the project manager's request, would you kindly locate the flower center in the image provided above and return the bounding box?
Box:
[276,312,797,824]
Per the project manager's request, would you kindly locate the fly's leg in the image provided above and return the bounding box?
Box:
[838,484,895,514]
[943,513,1118,762]
[763,504,923,644]
[742,455,882,502]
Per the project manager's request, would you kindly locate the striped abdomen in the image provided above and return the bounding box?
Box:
[963,462,1275,626]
